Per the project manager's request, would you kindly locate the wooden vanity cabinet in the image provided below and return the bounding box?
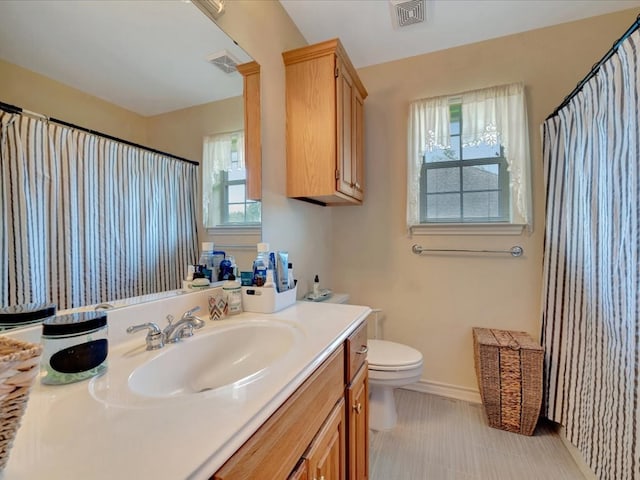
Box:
[212,319,369,480]
[345,322,369,480]
[304,399,346,480]
[283,39,367,206]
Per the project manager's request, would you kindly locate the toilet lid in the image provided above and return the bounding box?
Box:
[367,339,423,371]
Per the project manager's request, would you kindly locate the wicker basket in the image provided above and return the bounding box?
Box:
[473,328,543,436]
[0,337,43,469]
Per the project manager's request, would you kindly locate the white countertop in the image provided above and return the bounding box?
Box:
[0,294,370,479]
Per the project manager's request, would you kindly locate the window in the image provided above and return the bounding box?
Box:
[202,131,261,229]
[421,103,510,223]
[407,83,531,234]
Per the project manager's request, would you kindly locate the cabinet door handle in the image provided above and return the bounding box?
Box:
[356,345,368,354]
[353,402,362,414]
[354,182,361,191]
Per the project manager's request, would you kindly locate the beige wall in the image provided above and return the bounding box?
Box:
[216,0,334,296]
[146,96,243,162]
[0,59,147,144]
[331,9,640,392]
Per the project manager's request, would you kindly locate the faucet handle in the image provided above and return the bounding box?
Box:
[182,306,201,319]
[126,322,164,350]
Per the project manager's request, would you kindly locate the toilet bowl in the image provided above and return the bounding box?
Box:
[367,339,424,431]
[318,294,423,431]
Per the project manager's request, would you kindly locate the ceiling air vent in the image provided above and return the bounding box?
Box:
[207,50,240,74]
[389,0,425,28]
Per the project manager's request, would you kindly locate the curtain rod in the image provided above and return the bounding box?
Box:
[546,14,640,120]
[0,101,199,166]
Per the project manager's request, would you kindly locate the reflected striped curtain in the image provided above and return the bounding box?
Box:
[0,111,199,310]
[541,30,639,479]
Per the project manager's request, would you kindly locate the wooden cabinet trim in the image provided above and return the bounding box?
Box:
[346,320,368,382]
[347,364,369,480]
[237,61,261,201]
[213,346,345,480]
[304,398,346,480]
[283,39,367,99]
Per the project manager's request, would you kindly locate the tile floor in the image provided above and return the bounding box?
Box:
[369,389,586,480]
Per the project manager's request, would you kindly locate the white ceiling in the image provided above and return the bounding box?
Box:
[0,0,251,116]
[280,0,640,68]
[2,1,639,117]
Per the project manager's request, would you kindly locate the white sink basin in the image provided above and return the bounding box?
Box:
[128,321,298,398]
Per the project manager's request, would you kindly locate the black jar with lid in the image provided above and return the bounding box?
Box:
[41,311,108,385]
[0,303,56,331]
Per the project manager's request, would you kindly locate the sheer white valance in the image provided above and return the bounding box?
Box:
[407,82,531,231]
[202,131,244,228]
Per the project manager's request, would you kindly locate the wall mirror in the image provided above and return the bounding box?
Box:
[0,0,261,329]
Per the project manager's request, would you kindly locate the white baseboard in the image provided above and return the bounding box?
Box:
[557,426,597,480]
[401,379,482,404]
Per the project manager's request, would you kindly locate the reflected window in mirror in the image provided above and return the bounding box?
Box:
[203,131,261,228]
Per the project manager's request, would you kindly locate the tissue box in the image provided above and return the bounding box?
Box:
[241,286,297,314]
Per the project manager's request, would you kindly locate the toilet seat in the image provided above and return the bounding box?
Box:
[367,339,423,371]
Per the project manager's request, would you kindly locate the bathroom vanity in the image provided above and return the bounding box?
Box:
[1,290,370,480]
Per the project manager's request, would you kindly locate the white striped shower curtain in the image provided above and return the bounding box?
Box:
[541,30,639,479]
[0,111,199,310]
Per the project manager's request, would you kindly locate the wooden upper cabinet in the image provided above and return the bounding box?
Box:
[236,61,261,201]
[283,39,367,205]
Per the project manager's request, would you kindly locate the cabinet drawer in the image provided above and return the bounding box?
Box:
[346,320,368,383]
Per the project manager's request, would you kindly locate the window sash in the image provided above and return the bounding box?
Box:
[420,156,509,223]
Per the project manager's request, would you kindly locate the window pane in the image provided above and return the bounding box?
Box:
[228,167,246,181]
[462,164,499,191]
[426,193,460,219]
[426,167,460,193]
[450,120,460,136]
[424,147,456,163]
[246,202,261,223]
[227,204,245,223]
[228,184,245,203]
[462,142,500,160]
[463,191,500,219]
[448,136,460,160]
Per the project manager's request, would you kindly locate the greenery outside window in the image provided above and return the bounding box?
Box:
[203,131,261,229]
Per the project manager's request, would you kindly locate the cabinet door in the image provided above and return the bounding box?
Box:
[351,89,364,201]
[336,56,355,198]
[289,459,309,480]
[306,399,345,480]
[347,364,369,480]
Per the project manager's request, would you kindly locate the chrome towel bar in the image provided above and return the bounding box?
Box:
[412,244,524,257]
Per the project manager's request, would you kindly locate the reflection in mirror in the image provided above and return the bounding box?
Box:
[0,0,261,330]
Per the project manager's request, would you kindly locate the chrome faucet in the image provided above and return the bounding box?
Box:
[126,322,164,350]
[163,306,206,343]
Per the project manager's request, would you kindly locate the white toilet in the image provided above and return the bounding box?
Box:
[367,339,424,431]
[321,294,424,431]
